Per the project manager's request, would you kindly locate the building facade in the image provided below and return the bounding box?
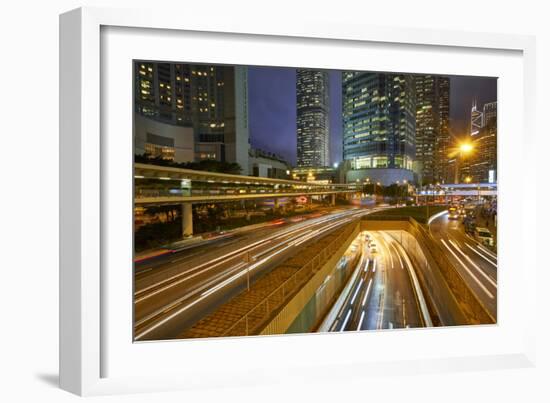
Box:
[414,75,451,185]
[134,62,249,171]
[470,100,483,136]
[435,77,451,184]
[296,69,330,168]
[470,102,497,183]
[342,72,416,185]
[248,148,291,179]
[483,101,497,127]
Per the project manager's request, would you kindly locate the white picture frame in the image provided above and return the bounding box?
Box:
[60,6,537,396]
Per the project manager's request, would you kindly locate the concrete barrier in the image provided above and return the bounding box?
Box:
[260,221,361,335]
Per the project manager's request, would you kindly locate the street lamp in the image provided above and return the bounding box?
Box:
[452,140,474,184]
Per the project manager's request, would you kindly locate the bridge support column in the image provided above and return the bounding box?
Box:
[330,194,336,206]
[181,203,193,237]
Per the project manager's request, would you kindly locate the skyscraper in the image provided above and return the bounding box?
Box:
[470,100,483,136]
[414,75,451,185]
[483,101,497,127]
[436,77,451,184]
[296,69,330,167]
[342,72,416,185]
[470,101,497,183]
[134,62,249,171]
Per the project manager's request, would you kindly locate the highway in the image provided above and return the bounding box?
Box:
[429,211,497,321]
[134,207,377,341]
[328,230,431,332]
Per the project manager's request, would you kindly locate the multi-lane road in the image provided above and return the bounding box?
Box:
[134,203,497,341]
[134,208,376,341]
[327,230,432,332]
[429,211,497,321]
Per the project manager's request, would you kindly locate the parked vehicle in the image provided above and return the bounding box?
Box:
[474,227,494,247]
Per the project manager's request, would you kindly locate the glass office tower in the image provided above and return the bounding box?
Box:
[342,72,415,185]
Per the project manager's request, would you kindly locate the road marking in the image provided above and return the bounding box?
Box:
[440,239,494,299]
[364,258,370,273]
[449,239,497,287]
[465,243,497,268]
[478,244,497,259]
[340,309,352,332]
[372,259,377,273]
[362,279,373,307]
[357,311,366,330]
[350,278,364,305]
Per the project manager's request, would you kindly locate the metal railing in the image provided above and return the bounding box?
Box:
[222,222,357,337]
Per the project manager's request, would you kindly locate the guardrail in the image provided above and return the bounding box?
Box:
[222,222,357,337]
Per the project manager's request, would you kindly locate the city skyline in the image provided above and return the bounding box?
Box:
[132,61,499,341]
[249,67,496,166]
[133,61,496,185]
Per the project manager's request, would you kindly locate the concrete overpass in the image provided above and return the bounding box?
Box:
[413,183,497,197]
[134,163,362,236]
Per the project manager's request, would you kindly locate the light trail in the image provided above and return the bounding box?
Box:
[465,243,497,268]
[340,309,352,332]
[136,211,358,302]
[357,311,366,331]
[134,262,247,328]
[361,279,373,307]
[449,239,497,287]
[393,240,433,327]
[387,237,404,270]
[136,211,363,339]
[363,258,370,273]
[477,244,497,259]
[440,239,494,299]
[427,210,448,225]
[349,278,364,305]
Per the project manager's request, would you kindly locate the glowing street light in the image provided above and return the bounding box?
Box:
[450,139,475,184]
[459,143,473,153]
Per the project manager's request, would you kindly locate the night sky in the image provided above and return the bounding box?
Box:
[248,66,497,167]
